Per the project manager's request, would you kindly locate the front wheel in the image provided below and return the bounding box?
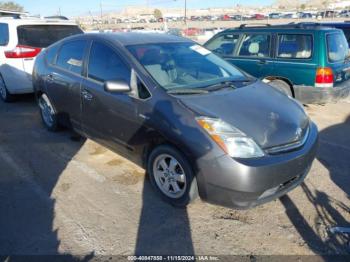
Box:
[38,93,59,132]
[147,145,198,207]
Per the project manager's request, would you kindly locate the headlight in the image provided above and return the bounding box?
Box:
[196,117,264,158]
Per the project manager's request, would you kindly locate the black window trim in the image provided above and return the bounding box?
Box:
[275,33,314,61]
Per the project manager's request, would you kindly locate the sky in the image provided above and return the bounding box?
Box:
[15,0,274,17]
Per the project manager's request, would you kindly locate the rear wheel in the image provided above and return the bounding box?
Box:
[147,145,198,207]
[0,74,14,102]
[38,93,59,132]
[268,79,293,97]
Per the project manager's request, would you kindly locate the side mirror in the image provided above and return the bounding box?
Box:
[104,80,131,93]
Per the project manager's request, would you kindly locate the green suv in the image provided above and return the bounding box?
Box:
[204,24,350,104]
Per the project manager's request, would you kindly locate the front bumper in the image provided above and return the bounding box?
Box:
[196,122,318,209]
[294,83,350,104]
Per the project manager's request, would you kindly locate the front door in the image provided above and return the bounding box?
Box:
[81,40,145,158]
[228,33,273,78]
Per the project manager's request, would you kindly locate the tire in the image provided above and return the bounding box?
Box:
[268,79,293,97]
[38,93,59,132]
[0,74,14,102]
[147,145,198,207]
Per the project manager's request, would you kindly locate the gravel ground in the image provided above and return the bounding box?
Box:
[0,95,349,258]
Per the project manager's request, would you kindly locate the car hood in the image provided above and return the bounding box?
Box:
[178,81,309,149]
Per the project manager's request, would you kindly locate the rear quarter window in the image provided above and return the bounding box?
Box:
[46,44,60,65]
[327,33,349,63]
[17,25,83,48]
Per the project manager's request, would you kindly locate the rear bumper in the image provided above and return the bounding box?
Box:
[196,122,319,209]
[294,83,350,104]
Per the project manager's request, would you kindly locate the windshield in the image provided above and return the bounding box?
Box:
[17,25,83,48]
[126,42,246,90]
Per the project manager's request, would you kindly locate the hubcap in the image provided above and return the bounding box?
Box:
[153,154,187,199]
[39,96,54,127]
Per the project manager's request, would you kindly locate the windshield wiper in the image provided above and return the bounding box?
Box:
[167,88,209,95]
[204,78,254,91]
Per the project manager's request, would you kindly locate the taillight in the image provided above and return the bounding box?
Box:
[315,67,334,88]
[5,45,42,59]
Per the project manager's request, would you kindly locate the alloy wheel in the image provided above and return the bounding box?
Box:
[153,154,187,199]
[39,95,55,128]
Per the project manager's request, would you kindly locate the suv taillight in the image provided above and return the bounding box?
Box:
[5,45,42,59]
[315,67,334,88]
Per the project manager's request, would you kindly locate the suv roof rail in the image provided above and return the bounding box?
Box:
[238,23,271,29]
[44,15,69,20]
[288,22,335,29]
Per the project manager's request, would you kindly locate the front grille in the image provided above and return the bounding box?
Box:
[265,126,310,155]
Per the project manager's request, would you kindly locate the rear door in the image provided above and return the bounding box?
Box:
[273,33,316,86]
[228,32,273,78]
[46,39,88,129]
[17,24,83,76]
[326,31,350,87]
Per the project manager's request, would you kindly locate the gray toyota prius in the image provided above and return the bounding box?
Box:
[33,33,318,209]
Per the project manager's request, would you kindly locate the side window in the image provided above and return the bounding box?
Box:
[0,23,9,46]
[205,34,240,55]
[277,34,312,59]
[237,34,271,57]
[56,40,86,74]
[46,44,60,65]
[88,42,131,83]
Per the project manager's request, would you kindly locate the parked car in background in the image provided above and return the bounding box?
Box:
[0,16,83,102]
[33,33,318,209]
[253,14,267,20]
[204,23,350,104]
[269,13,281,19]
[183,27,201,36]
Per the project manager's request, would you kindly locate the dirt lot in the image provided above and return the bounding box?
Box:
[0,95,349,257]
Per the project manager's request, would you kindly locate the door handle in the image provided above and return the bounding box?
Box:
[258,60,267,65]
[82,90,93,101]
[47,74,54,82]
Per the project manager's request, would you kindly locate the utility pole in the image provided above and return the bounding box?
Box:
[184,0,187,24]
[100,1,103,20]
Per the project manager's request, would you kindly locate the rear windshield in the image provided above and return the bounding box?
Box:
[327,33,349,63]
[17,25,83,48]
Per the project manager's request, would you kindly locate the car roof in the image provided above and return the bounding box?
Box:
[79,32,192,46]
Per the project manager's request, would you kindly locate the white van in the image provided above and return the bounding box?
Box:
[0,16,83,101]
